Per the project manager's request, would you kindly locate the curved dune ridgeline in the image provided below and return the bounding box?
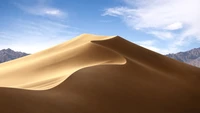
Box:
[0,34,200,113]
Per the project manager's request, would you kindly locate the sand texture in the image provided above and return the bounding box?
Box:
[0,34,200,113]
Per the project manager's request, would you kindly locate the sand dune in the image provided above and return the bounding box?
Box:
[0,34,126,90]
[0,34,200,113]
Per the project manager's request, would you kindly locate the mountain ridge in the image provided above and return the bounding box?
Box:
[0,48,29,63]
[166,47,200,67]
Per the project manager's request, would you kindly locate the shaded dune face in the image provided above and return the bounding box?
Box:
[0,34,200,113]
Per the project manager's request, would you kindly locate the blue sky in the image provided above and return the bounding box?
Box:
[0,0,200,54]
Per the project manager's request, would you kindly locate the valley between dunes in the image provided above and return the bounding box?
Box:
[0,34,200,113]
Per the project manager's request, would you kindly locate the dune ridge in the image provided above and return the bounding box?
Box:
[0,34,126,90]
[0,34,200,113]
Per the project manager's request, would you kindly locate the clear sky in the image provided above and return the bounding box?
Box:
[0,0,199,54]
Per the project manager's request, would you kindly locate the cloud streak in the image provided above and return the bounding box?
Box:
[103,0,200,53]
[164,22,183,31]
[0,0,80,53]
[136,40,178,54]
[14,0,66,18]
[0,18,79,53]
[136,40,161,53]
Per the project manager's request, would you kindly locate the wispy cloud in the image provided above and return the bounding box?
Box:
[136,40,178,54]
[0,0,81,53]
[148,31,174,40]
[0,18,79,53]
[136,40,156,46]
[99,20,114,23]
[103,0,200,54]
[136,40,161,53]
[164,22,183,31]
[14,0,66,18]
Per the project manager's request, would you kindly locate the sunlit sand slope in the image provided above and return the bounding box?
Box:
[0,34,126,90]
[0,34,200,113]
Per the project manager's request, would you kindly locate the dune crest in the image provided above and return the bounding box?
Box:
[0,34,200,113]
[0,34,126,90]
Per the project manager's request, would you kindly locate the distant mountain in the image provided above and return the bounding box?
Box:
[0,48,29,63]
[166,47,200,67]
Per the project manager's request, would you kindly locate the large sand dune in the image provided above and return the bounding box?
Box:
[0,34,200,113]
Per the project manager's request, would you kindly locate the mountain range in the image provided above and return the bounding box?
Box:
[166,47,200,67]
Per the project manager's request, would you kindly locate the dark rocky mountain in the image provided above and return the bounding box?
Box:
[166,47,200,68]
[0,48,29,63]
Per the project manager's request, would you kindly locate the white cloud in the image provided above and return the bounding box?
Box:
[102,7,126,16]
[164,22,183,30]
[149,31,174,40]
[136,40,161,53]
[136,40,156,51]
[143,45,161,53]
[103,0,200,53]
[136,40,156,46]
[0,0,80,53]
[15,0,66,18]
[136,40,178,54]
[44,8,62,16]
